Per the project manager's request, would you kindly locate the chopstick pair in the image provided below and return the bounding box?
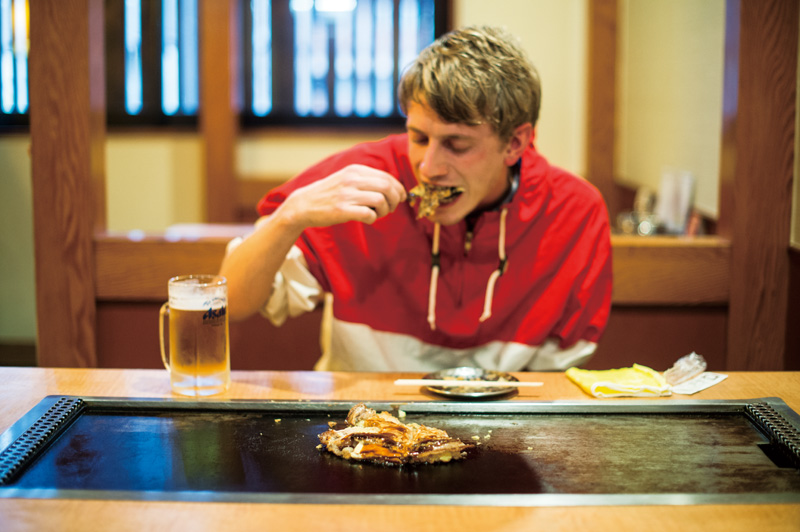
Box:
[393,378,543,389]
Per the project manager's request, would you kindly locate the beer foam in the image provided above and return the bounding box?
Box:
[168,276,227,310]
[169,296,226,311]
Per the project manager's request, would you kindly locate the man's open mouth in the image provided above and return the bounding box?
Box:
[409,184,465,219]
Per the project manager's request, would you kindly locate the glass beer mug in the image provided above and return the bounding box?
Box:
[159,274,231,396]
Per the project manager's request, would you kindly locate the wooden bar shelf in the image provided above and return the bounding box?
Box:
[95,228,731,306]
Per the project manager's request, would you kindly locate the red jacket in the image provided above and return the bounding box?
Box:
[258,134,612,371]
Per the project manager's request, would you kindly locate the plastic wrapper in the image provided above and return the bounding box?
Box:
[663,352,707,386]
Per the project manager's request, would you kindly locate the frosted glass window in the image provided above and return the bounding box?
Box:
[0,0,442,127]
[124,0,143,114]
[123,0,198,117]
[251,0,272,116]
[0,0,28,115]
[251,0,438,121]
[178,0,198,114]
[160,0,197,116]
[162,0,180,114]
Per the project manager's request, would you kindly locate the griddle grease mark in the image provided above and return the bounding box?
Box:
[745,402,800,470]
[0,396,85,485]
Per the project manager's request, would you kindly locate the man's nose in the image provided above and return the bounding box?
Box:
[419,144,447,181]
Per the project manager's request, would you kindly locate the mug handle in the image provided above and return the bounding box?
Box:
[159,302,171,371]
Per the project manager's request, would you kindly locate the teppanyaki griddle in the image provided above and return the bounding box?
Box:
[1,395,799,506]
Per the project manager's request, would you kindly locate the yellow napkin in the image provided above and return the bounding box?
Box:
[566,364,672,398]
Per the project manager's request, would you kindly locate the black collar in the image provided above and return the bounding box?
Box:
[465,160,521,228]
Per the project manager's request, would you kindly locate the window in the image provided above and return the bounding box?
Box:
[105,0,200,126]
[243,0,445,126]
[0,0,28,128]
[0,0,447,129]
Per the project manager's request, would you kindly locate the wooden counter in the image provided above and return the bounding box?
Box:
[1,367,799,532]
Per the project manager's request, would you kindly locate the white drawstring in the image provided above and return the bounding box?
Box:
[427,223,441,330]
[425,207,508,330]
[424,163,517,330]
[479,206,508,322]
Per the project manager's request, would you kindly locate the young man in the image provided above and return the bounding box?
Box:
[219,26,613,371]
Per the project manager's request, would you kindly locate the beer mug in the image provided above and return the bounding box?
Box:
[159,274,231,396]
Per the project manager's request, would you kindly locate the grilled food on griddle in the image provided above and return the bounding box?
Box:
[317,403,473,465]
[409,183,464,219]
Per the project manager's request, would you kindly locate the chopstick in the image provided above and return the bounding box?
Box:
[393,379,543,388]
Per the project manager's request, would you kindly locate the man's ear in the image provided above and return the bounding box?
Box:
[504,123,533,166]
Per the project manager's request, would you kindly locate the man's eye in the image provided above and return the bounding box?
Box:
[411,135,428,145]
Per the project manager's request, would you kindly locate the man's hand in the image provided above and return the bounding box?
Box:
[277,165,408,230]
[219,165,407,322]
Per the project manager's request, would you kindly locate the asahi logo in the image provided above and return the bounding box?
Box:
[203,306,227,324]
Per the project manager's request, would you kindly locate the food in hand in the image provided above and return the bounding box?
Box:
[317,403,473,465]
[409,183,464,219]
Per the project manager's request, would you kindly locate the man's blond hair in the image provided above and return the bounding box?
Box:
[398,26,541,142]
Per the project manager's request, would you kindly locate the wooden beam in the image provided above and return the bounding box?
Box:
[726,0,797,370]
[29,0,106,367]
[200,0,240,223]
[586,0,619,219]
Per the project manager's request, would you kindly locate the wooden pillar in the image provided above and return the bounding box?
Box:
[586,0,618,220]
[726,0,797,369]
[200,0,240,223]
[29,0,106,367]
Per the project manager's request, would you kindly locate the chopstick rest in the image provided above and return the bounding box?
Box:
[394,379,543,388]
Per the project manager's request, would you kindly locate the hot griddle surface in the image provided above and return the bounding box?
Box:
[2,397,800,505]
